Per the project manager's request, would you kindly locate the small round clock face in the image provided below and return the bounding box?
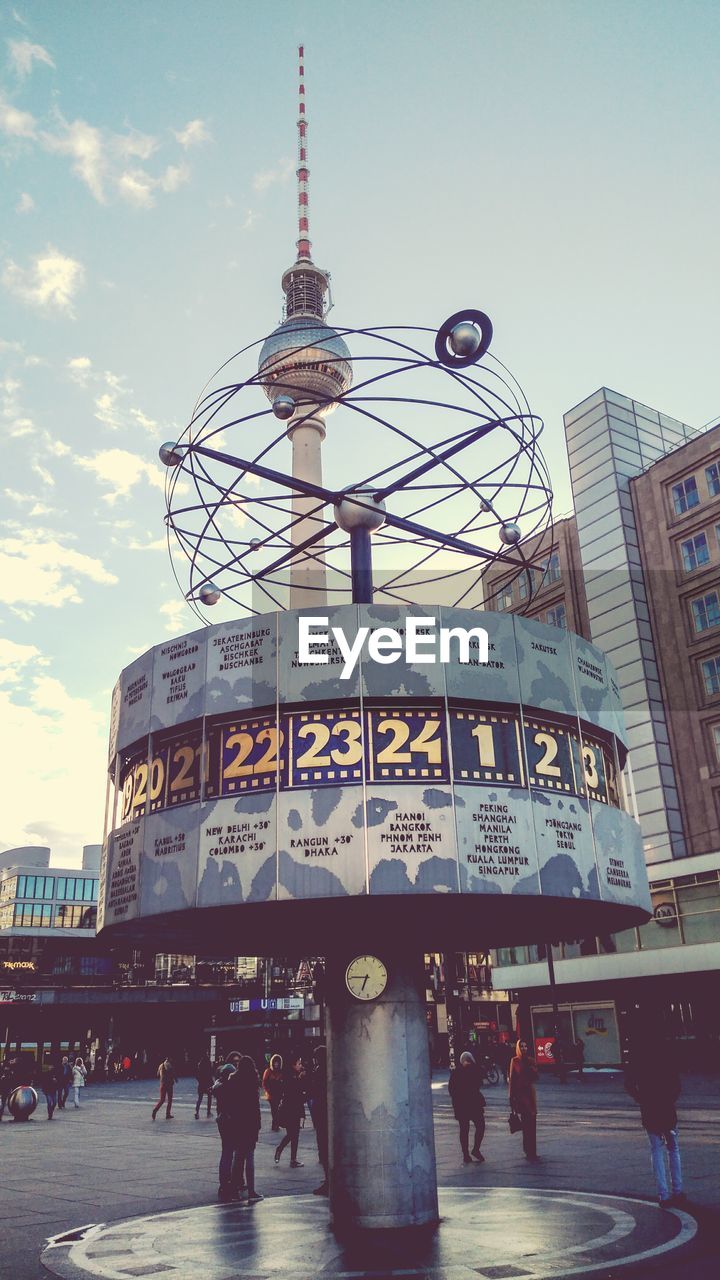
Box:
[345,955,388,1001]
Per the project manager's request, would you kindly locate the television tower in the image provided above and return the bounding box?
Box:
[258,45,352,608]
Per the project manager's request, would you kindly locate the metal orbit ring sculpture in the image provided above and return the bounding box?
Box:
[162,310,554,620]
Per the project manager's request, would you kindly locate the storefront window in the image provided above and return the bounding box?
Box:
[572,1006,620,1066]
[675,880,720,945]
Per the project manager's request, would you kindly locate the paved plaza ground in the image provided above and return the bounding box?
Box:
[1,1069,718,1279]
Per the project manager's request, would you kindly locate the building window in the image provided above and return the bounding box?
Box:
[515,570,532,599]
[55,877,98,902]
[681,532,709,572]
[702,656,720,695]
[691,591,720,633]
[16,875,54,900]
[672,476,699,515]
[546,604,567,629]
[54,904,97,929]
[543,552,561,584]
[13,903,52,927]
[492,585,513,611]
[707,463,720,497]
[712,725,720,763]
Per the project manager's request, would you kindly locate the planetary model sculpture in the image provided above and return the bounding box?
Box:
[8,1085,38,1121]
[98,47,651,1238]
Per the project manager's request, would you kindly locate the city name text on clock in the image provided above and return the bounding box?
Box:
[298,616,489,680]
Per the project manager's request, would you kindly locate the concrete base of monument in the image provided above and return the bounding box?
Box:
[40,1188,697,1280]
[99,891,650,955]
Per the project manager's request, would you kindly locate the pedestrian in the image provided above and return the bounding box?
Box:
[625,1036,686,1208]
[213,1055,264,1204]
[508,1039,539,1161]
[40,1060,61,1119]
[122,1054,132,1080]
[449,1050,487,1164]
[274,1053,306,1168]
[261,1054,284,1132]
[195,1051,214,1119]
[576,1035,586,1081]
[0,1059,13,1120]
[151,1057,176,1120]
[58,1056,72,1108]
[71,1056,87,1108]
[307,1045,328,1194]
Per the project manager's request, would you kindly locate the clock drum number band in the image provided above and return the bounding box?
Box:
[117,703,622,824]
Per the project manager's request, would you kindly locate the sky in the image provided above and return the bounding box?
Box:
[1,0,719,865]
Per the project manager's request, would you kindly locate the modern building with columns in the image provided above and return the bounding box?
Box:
[487,391,720,1066]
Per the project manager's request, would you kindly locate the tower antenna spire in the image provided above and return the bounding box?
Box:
[296,43,311,262]
[278,43,328,319]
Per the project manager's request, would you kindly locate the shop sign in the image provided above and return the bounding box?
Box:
[534,1036,556,1063]
[653,901,678,928]
[0,989,37,1003]
[1,960,37,971]
[229,996,304,1013]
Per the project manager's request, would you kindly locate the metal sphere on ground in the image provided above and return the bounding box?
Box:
[159,442,183,467]
[272,395,296,421]
[500,521,522,545]
[199,582,221,606]
[9,1086,38,1121]
[334,494,387,534]
[449,322,482,359]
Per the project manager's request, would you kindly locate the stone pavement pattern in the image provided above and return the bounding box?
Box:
[41,1188,696,1280]
[0,1071,716,1279]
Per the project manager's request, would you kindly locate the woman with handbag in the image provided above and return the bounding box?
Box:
[508,1039,539,1161]
[449,1051,487,1163]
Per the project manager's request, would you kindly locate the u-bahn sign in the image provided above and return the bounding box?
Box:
[98,606,651,950]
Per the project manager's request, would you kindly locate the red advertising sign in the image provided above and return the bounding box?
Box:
[534,1036,556,1064]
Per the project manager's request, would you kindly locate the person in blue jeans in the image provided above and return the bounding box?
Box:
[625,1033,686,1208]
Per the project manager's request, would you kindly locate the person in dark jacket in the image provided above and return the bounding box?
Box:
[509,1039,540,1161]
[261,1054,285,1131]
[449,1051,487,1163]
[58,1056,72,1109]
[195,1052,214,1119]
[274,1054,306,1168]
[213,1055,263,1203]
[40,1061,61,1119]
[625,1038,685,1207]
[307,1045,328,1194]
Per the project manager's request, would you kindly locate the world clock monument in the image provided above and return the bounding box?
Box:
[98,47,651,1236]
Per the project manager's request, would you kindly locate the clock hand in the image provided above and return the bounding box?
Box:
[361,974,369,990]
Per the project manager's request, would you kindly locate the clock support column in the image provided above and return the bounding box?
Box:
[326,950,439,1233]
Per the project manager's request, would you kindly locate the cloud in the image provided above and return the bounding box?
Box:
[43,117,106,201]
[67,355,92,385]
[130,408,159,433]
[16,191,34,213]
[75,447,167,502]
[253,157,294,192]
[0,531,117,615]
[0,91,36,137]
[174,118,211,148]
[117,162,189,207]
[0,654,107,860]
[241,209,259,232]
[7,38,55,76]
[9,417,34,437]
[159,597,192,634]
[0,636,44,684]
[2,245,85,314]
